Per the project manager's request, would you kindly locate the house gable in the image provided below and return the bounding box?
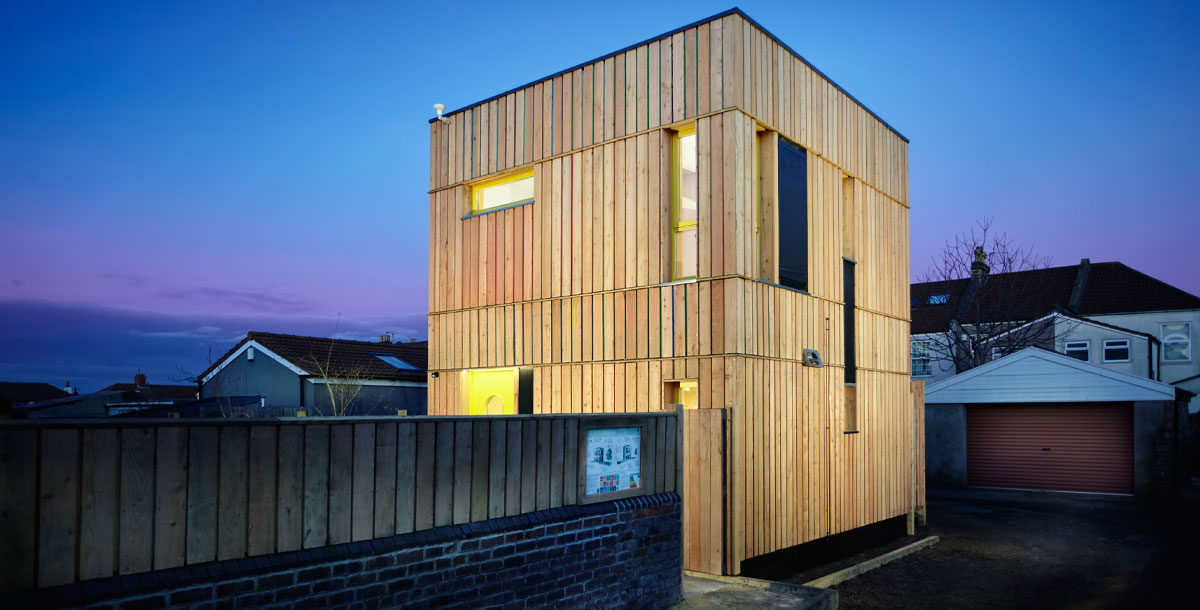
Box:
[200,339,306,385]
[925,347,1174,404]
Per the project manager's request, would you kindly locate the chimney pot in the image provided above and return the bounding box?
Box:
[379,335,392,344]
[135,373,147,388]
[970,246,990,281]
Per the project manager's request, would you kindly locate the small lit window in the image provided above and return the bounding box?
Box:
[372,353,418,370]
[911,341,932,377]
[472,170,534,213]
[666,380,698,410]
[927,293,950,305]
[672,128,698,279]
[1063,341,1089,361]
[1162,323,1191,362]
[1103,340,1130,363]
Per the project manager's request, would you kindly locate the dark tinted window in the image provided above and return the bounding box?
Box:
[778,137,808,291]
[844,260,856,384]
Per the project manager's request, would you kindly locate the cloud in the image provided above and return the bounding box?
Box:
[101,272,150,288]
[153,286,315,314]
[128,325,227,339]
[0,300,428,393]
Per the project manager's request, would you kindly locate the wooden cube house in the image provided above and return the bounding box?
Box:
[426,9,917,574]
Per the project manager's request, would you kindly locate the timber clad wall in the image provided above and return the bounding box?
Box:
[0,413,678,593]
[428,9,914,572]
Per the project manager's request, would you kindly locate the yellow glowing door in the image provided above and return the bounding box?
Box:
[468,369,517,415]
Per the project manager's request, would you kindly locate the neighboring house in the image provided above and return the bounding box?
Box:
[911,259,1200,391]
[0,382,70,417]
[100,374,197,415]
[199,332,427,416]
[10,374,197,419]
[426,9,914,574]
[924,347,1190,496]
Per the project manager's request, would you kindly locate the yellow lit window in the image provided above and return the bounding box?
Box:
[472,170,534,213]
[672,128,697,279]
[665,380,699,410]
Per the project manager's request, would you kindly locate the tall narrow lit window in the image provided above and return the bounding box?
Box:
[672,128,698,279]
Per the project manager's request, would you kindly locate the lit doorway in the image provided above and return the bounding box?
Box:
[468,369,517,415]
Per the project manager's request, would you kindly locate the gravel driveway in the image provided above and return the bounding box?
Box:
[827,488,1199,609]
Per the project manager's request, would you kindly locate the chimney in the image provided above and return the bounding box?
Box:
[135,373,147,388]
[64,381,77,395]
[379,334,392,344]
[970,246,990,282]
[1068,258,1091,313]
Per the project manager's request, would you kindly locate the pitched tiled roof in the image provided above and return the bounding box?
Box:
[200,331,428,382]
[911,262,1200,334]
[100,383,198,400]
[1077,263,1200,314]
[0,381,70,404]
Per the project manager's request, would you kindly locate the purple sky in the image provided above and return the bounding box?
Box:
[2,1,1198,391]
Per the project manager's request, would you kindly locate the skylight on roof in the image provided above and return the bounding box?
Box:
[927,293,950,305]
[372,353,418,370]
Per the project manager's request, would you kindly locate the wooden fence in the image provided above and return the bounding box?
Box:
[681,407,726,575]
[0,413,679,593]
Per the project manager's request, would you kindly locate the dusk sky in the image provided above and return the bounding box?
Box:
[2,1,1197,392]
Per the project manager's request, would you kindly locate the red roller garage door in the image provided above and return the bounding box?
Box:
[966,403,1133,494]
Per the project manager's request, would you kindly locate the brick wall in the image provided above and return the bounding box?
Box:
[7,493,681,610]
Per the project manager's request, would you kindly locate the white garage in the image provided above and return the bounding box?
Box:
[924,348,1179,495]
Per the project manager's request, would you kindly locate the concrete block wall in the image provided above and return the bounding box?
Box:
[3,493,682,610]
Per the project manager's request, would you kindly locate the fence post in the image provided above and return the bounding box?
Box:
[911,381,926,530]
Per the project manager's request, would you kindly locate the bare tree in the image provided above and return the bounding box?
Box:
[300,316,377,417]
[916,218,1072,373]
[174,347,255,417]
[919,218,1050,283]
[301,351,370,417]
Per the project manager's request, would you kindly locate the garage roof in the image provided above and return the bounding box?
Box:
[924,347,1175,404]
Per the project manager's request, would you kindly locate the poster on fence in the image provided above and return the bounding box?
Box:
[584,427,641,495]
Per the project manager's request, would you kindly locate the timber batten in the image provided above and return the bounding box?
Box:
[427,10,915,574]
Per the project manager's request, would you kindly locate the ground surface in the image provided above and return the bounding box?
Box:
[675,575,831,609]
[809,488,1200,609]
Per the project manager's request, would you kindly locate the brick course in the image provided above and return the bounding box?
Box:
[13,493,680,610]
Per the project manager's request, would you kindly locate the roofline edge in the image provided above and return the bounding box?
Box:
[427,7,909,143]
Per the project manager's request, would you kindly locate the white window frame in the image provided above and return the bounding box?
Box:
[990,346,1011,361]
[1161,322,1192,363]
[911,341,932,377]
[1103,339,1131,363]
[1063,341,1090,362]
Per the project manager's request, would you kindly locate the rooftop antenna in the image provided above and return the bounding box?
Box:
[433,103,449,123]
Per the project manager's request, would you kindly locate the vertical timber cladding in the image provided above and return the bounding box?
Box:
[426,9,911,571]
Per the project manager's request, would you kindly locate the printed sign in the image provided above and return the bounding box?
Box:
[584,427,641,495]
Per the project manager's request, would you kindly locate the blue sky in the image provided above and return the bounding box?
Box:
[1,1,1197,391]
